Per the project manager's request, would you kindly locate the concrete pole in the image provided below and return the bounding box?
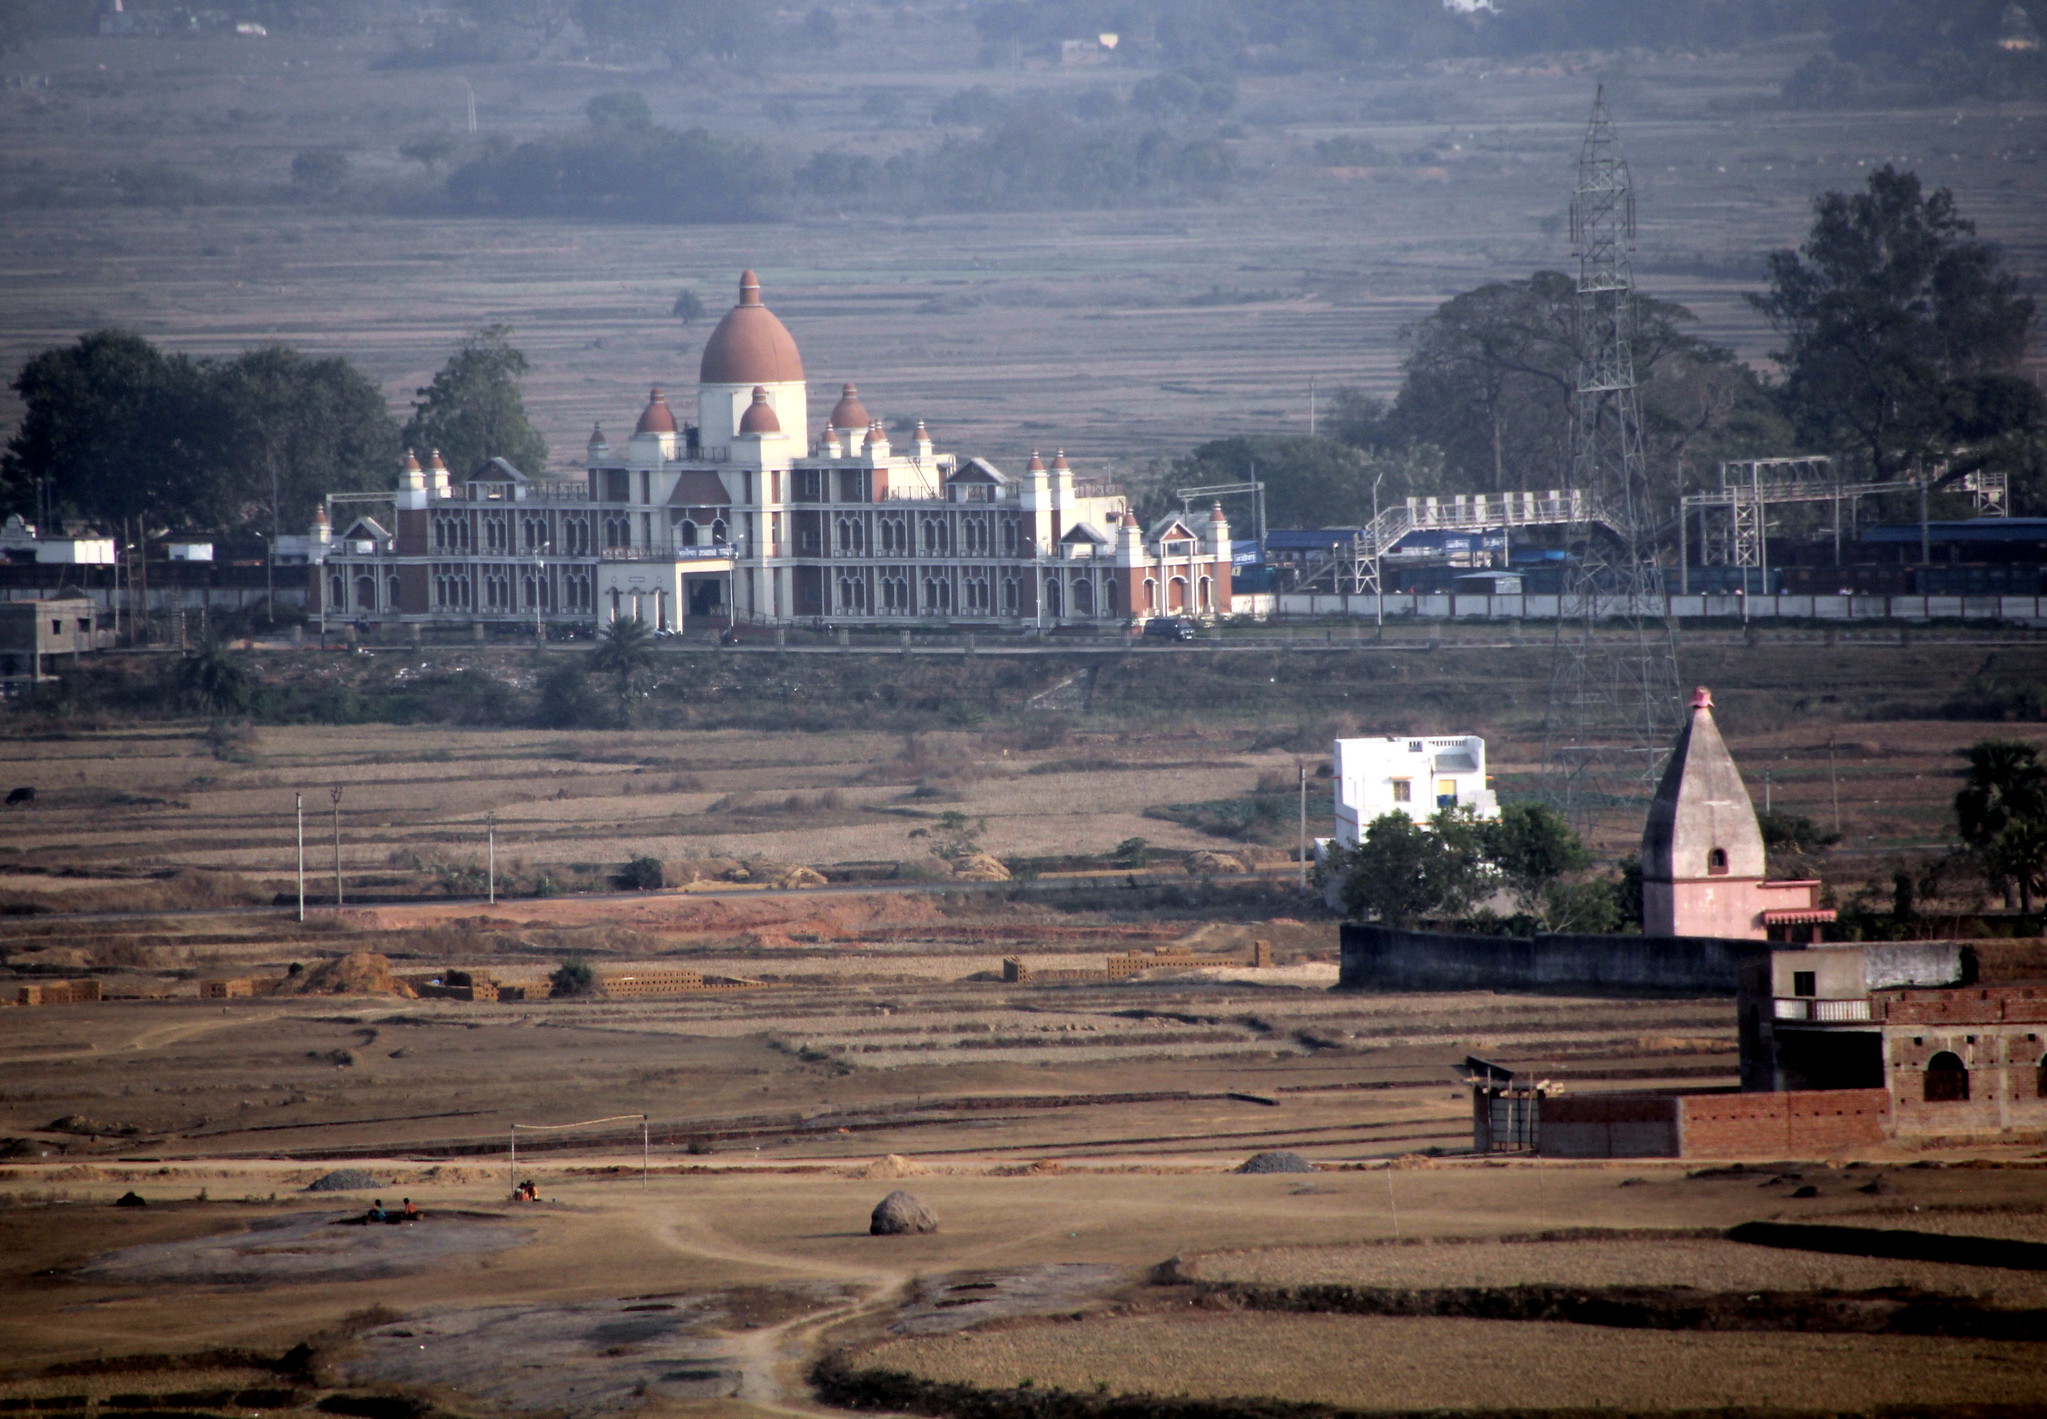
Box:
[330,785,344,906]
[296,793,305,923]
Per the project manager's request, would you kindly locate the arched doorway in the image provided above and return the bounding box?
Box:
[1924,1051,1969,1102]
[1043,576,1062,617]
[355,575,376,610]
[1168,576,1187,612]
[1072,577,1094,616]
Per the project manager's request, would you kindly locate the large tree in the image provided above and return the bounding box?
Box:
[212,346,401,533]
[400,326,549,480]
[3,331,397,537]
[1378,270,1779,506]
[1751,165,2038,484]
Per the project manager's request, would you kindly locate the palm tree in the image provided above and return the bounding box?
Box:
[177,637,254,717]
[1955,740,2047,911]
[590,616,657,724]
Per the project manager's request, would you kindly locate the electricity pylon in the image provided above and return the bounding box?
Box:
[1542,87,1684,840]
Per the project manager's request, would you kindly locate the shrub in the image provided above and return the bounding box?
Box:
[617,855,664,891]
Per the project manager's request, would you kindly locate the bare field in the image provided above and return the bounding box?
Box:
[857,1311,2047,1413]
[1,34,2039,467]
[1176,1231,2047,1306]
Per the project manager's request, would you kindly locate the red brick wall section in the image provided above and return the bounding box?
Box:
[1678,1089,1889,1157]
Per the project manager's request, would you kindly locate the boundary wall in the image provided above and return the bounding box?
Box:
[1540,1088,1890,1158]
[1339,923,1772,995]
[1279,591,2047,624]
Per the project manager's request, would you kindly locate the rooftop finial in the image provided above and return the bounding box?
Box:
[1691,686,1713,709]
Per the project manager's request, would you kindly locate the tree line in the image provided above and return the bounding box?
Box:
[1172,165,2042,529]
[1,327,548,538]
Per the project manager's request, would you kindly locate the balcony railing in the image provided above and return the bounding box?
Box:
[1773,996,1874,1022]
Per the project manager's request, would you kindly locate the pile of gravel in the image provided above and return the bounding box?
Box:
[304,1168,384,1192]
[1237,1151,1316,1175]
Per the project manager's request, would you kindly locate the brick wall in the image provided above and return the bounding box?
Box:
[1678,1088,1889,1156]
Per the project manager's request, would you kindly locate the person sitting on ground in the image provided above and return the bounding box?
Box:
[401,1197,419,1220]
[366,1199,387,1223]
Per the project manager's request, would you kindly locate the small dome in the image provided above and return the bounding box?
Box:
[1210,500,1227,520]
[401,449,422,473]
[699,270,805,386]
[864,421,885,446]
[738,386,782,436]
[829,383,870,431]
[635,386,678,435]
[427,449,448,472]
[1122,510,1140,529]
[587,422,607,444]
[1051,450,1070,471]
[914,419,931,442]
[1026,451,1045,472]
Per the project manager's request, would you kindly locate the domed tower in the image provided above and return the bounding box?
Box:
[697,270,806,456]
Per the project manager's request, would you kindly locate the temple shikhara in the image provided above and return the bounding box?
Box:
[308,271,1234,631]
[1640,687,1834,941]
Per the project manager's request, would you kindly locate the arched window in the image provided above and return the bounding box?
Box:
[711,518,728,545]
[678,519,699,547]
[1707,847,1729,876]
[1043,575,1062,617]
[1924,1051,1969,1102]
[387,575,402,607]
[1198,575,1212,611]
[1072,577,1094,616]
[1168,575,1187,611]
[1143,577,1157,611]
[329,574,344,608]
[355,575,376,610]
[1104,575,1118,615]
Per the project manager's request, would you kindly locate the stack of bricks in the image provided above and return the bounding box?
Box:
[14,979,103,1006]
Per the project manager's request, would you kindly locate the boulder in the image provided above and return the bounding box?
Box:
[1185,850,1245,876]
[114,1191,147,1208]
[869,1189,939,1235]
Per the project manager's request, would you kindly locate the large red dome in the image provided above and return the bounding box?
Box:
[698,270,804,386]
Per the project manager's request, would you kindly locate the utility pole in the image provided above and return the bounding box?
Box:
[266,446,281,631]
[487,809,496,905]
[330,784,344,906]
[1293,765,1310,884]
[296,792,305,922]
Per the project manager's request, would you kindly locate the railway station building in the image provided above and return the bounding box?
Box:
[307,270,1234,634]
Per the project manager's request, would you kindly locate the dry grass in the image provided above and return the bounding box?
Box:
[858,1312,2047,1412]
[1178,1233,2047,1306]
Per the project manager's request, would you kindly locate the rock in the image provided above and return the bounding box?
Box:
[1237,1150,1315,1174]
[1858,1176,1894,1195]
[114,1191,147,1208]
[1185,850,1245,876]
[47,1114,135,1136]
[870,1189,939,1235]
[1791,1184,1820,1198]
[951,853,1011,882]
[777,865,829,889]
[0,1138,61,1159]
[304,1168,383,1193]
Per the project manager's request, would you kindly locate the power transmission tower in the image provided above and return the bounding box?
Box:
[1541,88,1683,839]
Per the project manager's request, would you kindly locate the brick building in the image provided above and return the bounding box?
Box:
[309,270,1234,633]
[1522,941,2047,1157]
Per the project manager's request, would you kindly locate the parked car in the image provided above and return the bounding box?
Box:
[1142,617,1197,643]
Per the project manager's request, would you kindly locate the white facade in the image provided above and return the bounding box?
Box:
[1333,734,1499,844]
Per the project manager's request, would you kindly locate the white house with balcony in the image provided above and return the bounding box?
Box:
[1332,734,1499,845]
